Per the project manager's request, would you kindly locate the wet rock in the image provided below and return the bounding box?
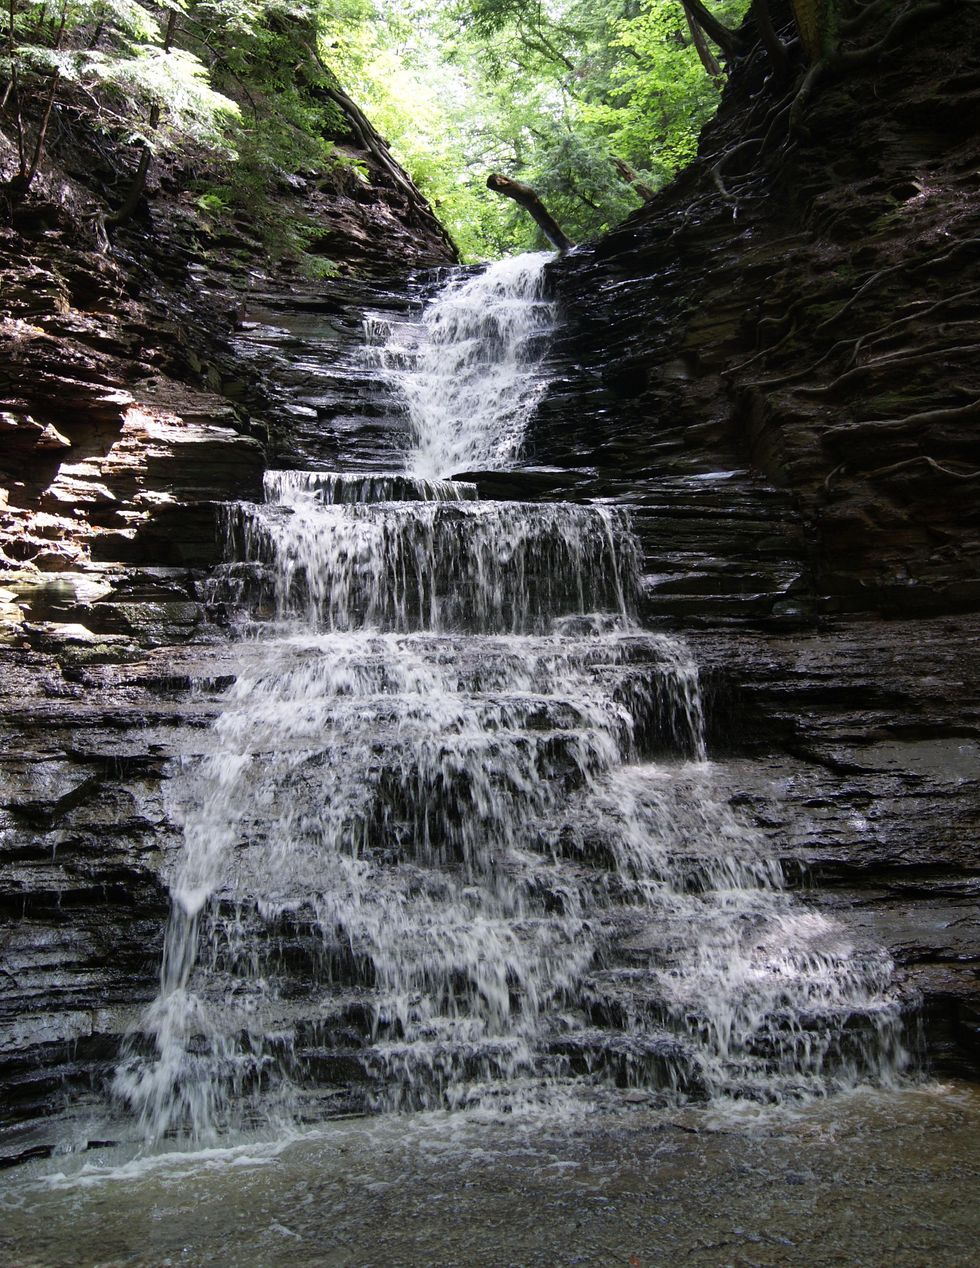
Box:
[535,2,980,620]
[21,622,145,665]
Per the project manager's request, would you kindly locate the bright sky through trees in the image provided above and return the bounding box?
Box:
[2,0,748,260]
[330,0,750,259]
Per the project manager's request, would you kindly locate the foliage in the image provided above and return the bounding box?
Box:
[1,0,752,260]
[334,0,751,260]
[1,2,240,176]
[0,0,352,263]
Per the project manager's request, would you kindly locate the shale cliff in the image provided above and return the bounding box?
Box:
[527,0,980,1078]
[1,1,977,1165]
[0,67,455,1161]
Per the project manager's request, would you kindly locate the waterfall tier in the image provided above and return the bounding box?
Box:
[211,472,637,635]
[370,251,557,479]
[263,470,479,505]
[114,618,904,1139]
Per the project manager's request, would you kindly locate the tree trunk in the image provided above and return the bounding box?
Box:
[790,0,827,61]
[108,11,178,226]
[685,9,723,78]
[679,0,743,62]
[3,0,67,202]
[486,173,573,253]
[611,157,656,202]
[23,69,60,189]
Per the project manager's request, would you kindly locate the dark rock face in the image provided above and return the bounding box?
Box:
[522,0,980,1080]
[533,0,980,620]
[692,619,980,1079]
[0,73,455,583]
[0,85,453,1159]
[231,273,435,472]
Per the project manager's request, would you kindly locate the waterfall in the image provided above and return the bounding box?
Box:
[372,251,556,478]
[114,254,908,1144]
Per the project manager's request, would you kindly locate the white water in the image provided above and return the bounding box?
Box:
[371,251,556,477]
[113,254,908,1146]
[217,478,636,634]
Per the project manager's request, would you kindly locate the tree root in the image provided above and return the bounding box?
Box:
[840,0,899,37]
[826,453,980,492]
[852,287,980,362]
[726,314,802,375]
[749,294,980,392]
[835,0,948,70]
[800,345,980,396]
[863,455,980,481]
[788,59,827,133]
[788,2,952,134]
[751,0,792,81]
[814,239,980,334]
[814,259,911,333]
[843,398,980,434]
[710,136,766,199]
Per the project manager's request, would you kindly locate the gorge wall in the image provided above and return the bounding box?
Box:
[1,1,978,1164]
[527,0,980,1079]
[0,73,456,1161]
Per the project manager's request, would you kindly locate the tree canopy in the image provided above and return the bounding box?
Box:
[15,1,906,264]
[332,0,751,259]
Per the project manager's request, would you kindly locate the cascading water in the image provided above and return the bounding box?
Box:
[370,251,557,477]
[114,253,909,1145]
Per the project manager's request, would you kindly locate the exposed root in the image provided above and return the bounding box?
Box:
[738,279,980,392]
[801,345,980,397]
[788,3,953,135]
[863,455,980,481]
[725,318,799,375]
[710,135,766,196]
[788,59,828,134]
[815,239,980,334]
[814,259,911,333]
[835,1,948,70]
[853,287,980,362]
[840,0,900,36]
[825,453,980,492]
[870,397,980,429]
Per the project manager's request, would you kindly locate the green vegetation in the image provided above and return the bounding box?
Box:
[1,2,240,202]
[1,0,750,260]
[336,0,751,259]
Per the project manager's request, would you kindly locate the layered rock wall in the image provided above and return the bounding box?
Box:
[524,0,980,1078]
[534,0,980,618]
[0,82,452,1162]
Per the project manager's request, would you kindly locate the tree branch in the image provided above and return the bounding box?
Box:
[610,156,656,202]
[684,7,722,78]
[678,0,743,61]
[486,172,573,252]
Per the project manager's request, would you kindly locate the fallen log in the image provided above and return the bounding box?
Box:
[486,173,574,253]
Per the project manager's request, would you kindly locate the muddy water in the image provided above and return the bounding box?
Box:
[3,1084,978,1266]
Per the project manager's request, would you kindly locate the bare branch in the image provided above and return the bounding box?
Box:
[679,0,744,62]
[610,156,656,202]
[486,172,573,252]
[684,7,722,78]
